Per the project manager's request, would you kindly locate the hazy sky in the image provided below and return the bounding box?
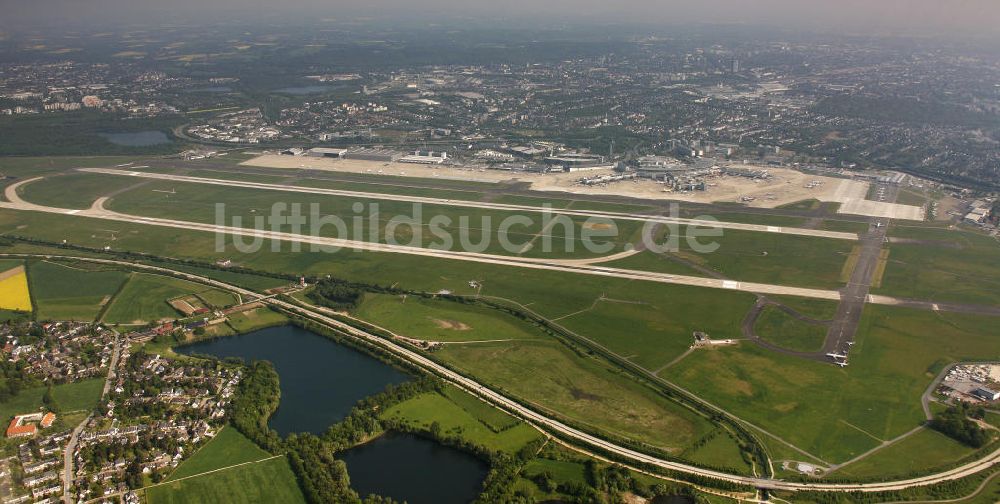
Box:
[4,0,1000,37]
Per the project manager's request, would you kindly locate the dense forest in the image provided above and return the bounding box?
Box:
[307,279,365,311]
[930,403,992,448]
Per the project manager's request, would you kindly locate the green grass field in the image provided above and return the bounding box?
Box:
[767,295,839,321]
[102,176,643,260]
[294,176,491,202]
[832,428,975,479]
[0,378,104,425]
[433,339,720,455]
[553,280,755,371]
[18,173,148,209]
[28,260,129,321]
[877,227,1000,305]
[0,156,142,182]
[150,263,290,292]
[353,293,547,343]
[382,388,542,454]
[522,457,588,484]
[147,455,304,504]
[149,425,304,504]
[668,305,1000,464]
[894,189,929,207]
[166,427,272,480]
[753,305,828,352]
[102,273,236,324]
[0,258,23,271]
[226,308,288,333]
[608,226,853,290]
[680,428,754,474]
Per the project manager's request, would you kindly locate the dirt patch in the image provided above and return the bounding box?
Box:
[98,295,111,307]
[731,379,754,397]
[583,222,614,231]
[774,402,798,413]
[870,248,891,289]
[169,299,195,316]
[570,387,602,401]
[429,317,471,331]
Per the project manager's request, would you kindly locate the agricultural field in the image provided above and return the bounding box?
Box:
[27,260,129,321]
[0,261,32,312]
[433,339,722,455]
[753,305,828,352]
[353,293,546,343]
[667,305,1000,464]
[381,387,542,454]
[102,273,236,324]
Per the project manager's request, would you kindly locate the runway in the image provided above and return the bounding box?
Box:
[3,177,998,315]
[76,167,861,241]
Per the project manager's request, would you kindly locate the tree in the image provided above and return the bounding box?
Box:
[42,384,60,413]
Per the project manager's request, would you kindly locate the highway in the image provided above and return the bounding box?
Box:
[3,252,999,495]
[77,167,861,241]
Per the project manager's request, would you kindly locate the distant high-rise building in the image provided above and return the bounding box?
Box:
[731,58,740,73]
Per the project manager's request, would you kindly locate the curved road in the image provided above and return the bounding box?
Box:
[2,252,998,495]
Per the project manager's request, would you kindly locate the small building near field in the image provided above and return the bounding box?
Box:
[6,411,56,438]
[971,387,1000,401]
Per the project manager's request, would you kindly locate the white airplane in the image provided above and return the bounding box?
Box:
[826,352,848,360]
[836,361,849,368]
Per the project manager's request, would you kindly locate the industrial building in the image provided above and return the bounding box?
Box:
[343,147,403,162]
[972,387,1000,401]
[398,150,448,164]
[306,147,349,158]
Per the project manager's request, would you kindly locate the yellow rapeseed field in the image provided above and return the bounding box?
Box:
[0,266,32,312]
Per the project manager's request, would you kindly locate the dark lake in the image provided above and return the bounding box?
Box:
[176,325,410,435]
[99,131,171,146]
[338,432,489,504]
[273,85,334,95]
[184,86,233,93]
